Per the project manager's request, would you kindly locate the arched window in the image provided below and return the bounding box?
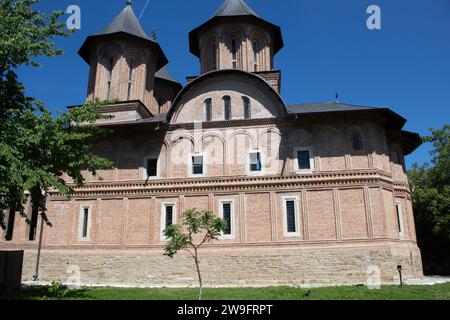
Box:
[106,56,114,99]
[231,38,238,69]
[211,44,217,70]
[127,57,135,100]
[252,40,259,72]
[352,133,362,151]
[243,97,251,119]
[205,98,212,122]
[223,96,231,120]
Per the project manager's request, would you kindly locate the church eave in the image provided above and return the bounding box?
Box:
[78,32,169,70]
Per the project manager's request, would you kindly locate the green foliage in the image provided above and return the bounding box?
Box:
[163,209,227,300]
[2,284,450,300]
[407,125,450,274]
[47,281,70,299]
[0,0,114,230]
[0,0,70,70]
[408,125,450,239]
[163,209,227,258]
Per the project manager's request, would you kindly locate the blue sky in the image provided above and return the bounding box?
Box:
[17,0,450,168]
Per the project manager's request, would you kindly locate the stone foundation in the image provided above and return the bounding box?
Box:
[20,242,423,287]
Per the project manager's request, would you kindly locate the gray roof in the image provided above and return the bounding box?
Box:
[155,66,179,84]
[78,2,168,69]
[287,102,376,114]
[213,0,259,18]
[95,3,153,41]
[287,102,409,132]
[189,0,284,57]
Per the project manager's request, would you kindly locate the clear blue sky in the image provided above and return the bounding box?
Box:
[17,0,450,168]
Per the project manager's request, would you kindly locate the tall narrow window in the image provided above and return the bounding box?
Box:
[145,158,158,178]
[5,207,16,241]
[395,202,404,235]
[352,133,362,150]
[222,203,232,236]
[157,97,163,114]
[205,99,212,122]
[161,204,176,240]
[79,206,91,240]
[165,205,174,228]
[223,96,231,120]
[231,39,237,69]
[127,58,135,100]
[252,41,259,72]
[220,201,234,239]
[106,56,114,100]
[243,97,251,119]
[211,44,217,70]
[82,208,89,238]
[286,200,297,233]
[283,198,299,236]
[192,155,204,175]
[249,151,262,172]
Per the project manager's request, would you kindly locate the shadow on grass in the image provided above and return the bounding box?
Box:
[0,286,90,300]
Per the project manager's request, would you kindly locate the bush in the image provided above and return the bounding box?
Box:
[47,281,70,299]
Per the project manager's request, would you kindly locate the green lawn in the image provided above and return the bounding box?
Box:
[1,283,449,300]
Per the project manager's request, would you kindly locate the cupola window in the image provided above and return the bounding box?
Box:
[231,39,237,69]
[252,41,259,72]
[157,97,163,114]
[106,56,114,99]
[352,133,362,151]
[127,58,135,100]
[223,96,231,120]
[243,97,251,119]
[211,44,217,70]
[205,99,212,122]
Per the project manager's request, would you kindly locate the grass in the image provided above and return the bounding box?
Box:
[1,283,449,300]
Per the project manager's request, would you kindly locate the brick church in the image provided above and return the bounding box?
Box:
[1,0,424,286]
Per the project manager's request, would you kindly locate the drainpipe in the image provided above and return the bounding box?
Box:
[33,188,47,281]
[397,265,403,286]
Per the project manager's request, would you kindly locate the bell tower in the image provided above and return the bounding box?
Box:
[78,1,168,111]
[189,0,284,74]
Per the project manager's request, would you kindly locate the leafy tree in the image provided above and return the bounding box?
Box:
[163,209,227,300]
[0,0,114,231]
[408,125,450,274]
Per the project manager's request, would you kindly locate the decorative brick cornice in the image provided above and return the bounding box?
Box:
[0,238,418,252]
[97,101,153,119]
[49,170,411,199]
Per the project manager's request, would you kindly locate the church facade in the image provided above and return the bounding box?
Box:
[1,0,424,287]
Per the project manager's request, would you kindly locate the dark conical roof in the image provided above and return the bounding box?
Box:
[189,0,283,57]
[213,0,259,17]
[96,3,151,40]
[78,2,168,69]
